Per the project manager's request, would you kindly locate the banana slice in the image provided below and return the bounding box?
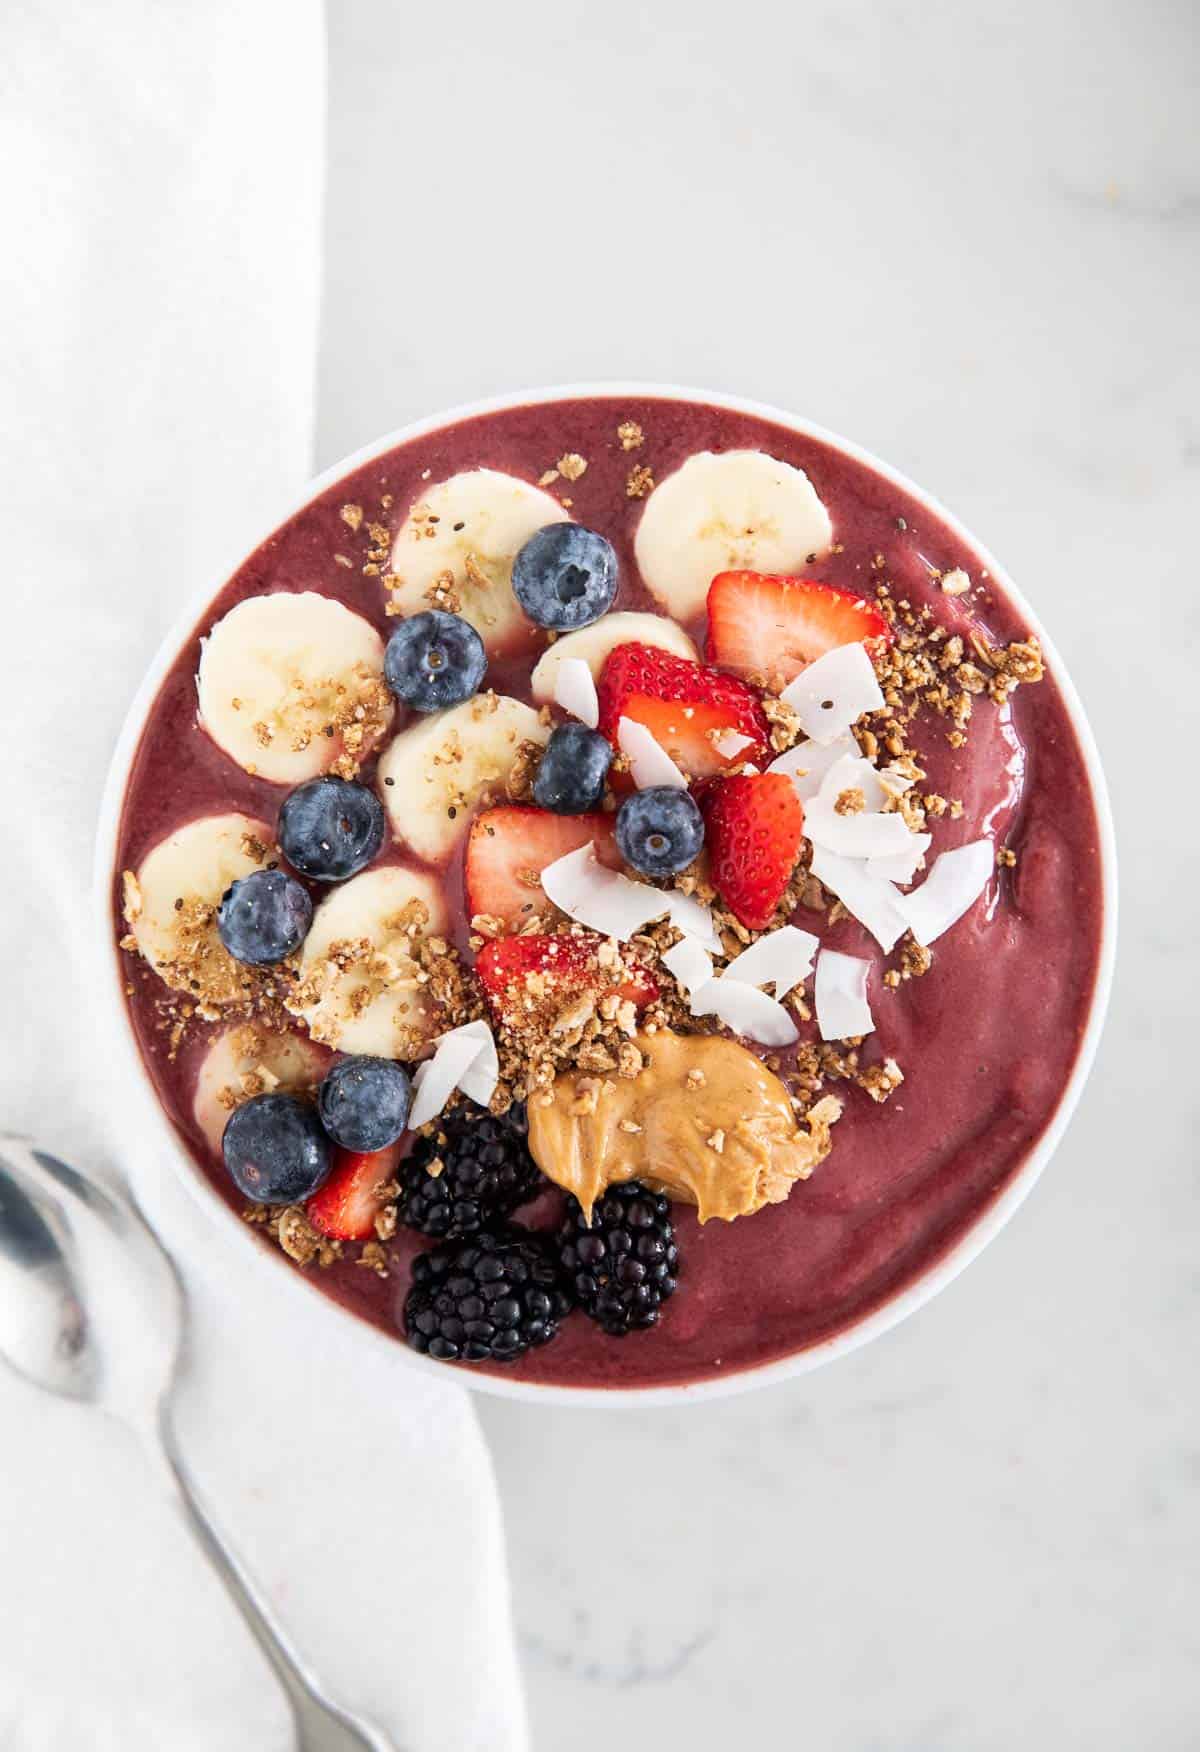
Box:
[633,450,833,621]
[123,813,277,1010]
[192,1023,331,1156]
[287,865,449,1056]
[387,470,568,655]
[529,611,699,705]
[197,591,393,785]
[376,694,550,865]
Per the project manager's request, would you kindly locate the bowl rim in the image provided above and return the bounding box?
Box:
[92,380,1118,1408]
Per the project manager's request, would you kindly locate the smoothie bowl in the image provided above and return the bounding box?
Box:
[97,386,1115,1403]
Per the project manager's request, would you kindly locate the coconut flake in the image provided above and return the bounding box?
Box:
[408,1032,484,1130]
[814,950,874,1041]
[690,979,799,1047]
[662,937,713,995]
[817,751,889,814]
[541,845,669,940]
[618,716,688,789]
[663,889,724,955]
[541,845,722,951]
[553,656,599,728]
[867,833,933,886]
[780,643,884,745]
[714,730,753,760]
[721,925,818,997]
[437,1018,499,1108]
[805,804,915,860]
[766,731,858,801]
[809,845,908,952]
[897,839,993,945]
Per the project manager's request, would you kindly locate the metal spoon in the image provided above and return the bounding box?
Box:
[0,1135,394,1752]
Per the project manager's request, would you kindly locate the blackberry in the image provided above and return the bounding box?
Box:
[558,1182,679,1335]
[399,1108,541,1238]
[405,1230,571,1364]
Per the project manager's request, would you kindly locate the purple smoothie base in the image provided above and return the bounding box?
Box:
[113,394,1105,1390]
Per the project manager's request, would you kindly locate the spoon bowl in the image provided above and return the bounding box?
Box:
[0,1135,391,1752]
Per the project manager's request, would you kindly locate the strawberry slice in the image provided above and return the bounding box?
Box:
[476,932,659,1028]
[307,1142,400,1242]
[596,643,770,783]
[701,773,805,931]
[464,805,622,931]
[705,572,892,689]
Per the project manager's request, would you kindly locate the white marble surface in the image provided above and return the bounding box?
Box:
[318,1,1198,1745]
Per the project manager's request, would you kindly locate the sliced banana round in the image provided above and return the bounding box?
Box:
[529,611,699,706]
[197,591,393,785]
[123,813,277,1010]
[387,470,569,655]
[633,450,834,622]
[376,694,550,865]
[287,865,449,1056]
[192,1023,331,1156]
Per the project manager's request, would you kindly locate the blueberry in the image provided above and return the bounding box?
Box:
[384,610,487,711]
[278,776,385,882]
[222,1093,331,1203]
[318,1056,412,1153]
[217,869,312,965]
[532,723,613,813]
[511,525,618,631]
[614,786,705,877]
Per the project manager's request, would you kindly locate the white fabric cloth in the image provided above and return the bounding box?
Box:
[0,6,527,1748]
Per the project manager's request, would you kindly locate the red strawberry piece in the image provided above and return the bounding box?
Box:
[464,805,622,931]
[307,1142,400,1241]
[701,773,805,931]
[595,642,770,784]
[476,932,659,1027]
[705,572,892,690]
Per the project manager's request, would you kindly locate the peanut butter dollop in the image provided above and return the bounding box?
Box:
[527,1031,842,1222]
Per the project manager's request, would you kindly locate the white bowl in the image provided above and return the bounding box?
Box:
[93,383,1118,1407]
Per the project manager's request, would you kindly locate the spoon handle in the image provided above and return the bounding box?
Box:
[148,1406,394,1752]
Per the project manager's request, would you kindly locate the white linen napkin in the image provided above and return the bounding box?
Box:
[0,5,527,1748]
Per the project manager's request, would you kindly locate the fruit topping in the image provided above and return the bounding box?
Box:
[124,813,278,1006]
[317,1055,412,1153]
[527,1030,842,1222]
[399,1107,541,1238]
[222,1092,331,1204]
[596,643,770,781]
[383,609,487,712]
[196,592,392,783]
[216,869,313,966]
[531,722,613,814]
[475,932,659,1029]
[529,611,698,705]
[277,775,385,884]
[388,469,567,655]
[192,1025,332,1155]
[558,1182,679,1336]
[700,772,804,930]
[287,866,449,1054]
[613,786,705,879]
[307,1143,400,1240]
[404,1230,571,1363]
[511,523,618,631]
[634,450,833,622]
[464,805,621,931]
[706,570,891,691]
[376,694,550,864]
